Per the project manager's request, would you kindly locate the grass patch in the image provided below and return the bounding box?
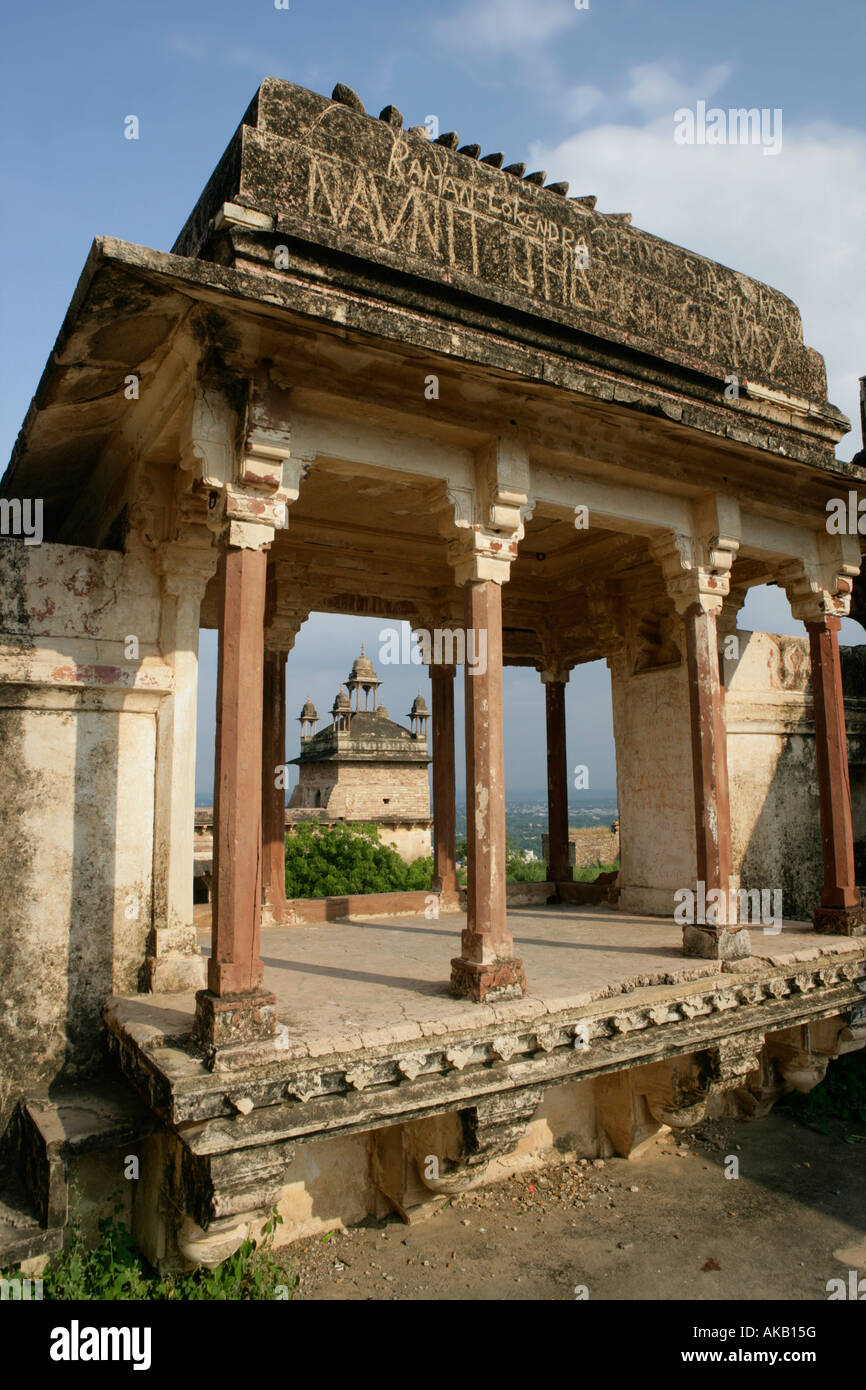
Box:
[3,1201,296,1301]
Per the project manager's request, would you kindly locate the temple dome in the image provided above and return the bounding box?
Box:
[299,696,318,720]
[347,643,380,684]
[410,692,429,717]
[332,689,351,713]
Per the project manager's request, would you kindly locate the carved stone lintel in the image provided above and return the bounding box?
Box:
[180,1136,296,1233]
[460,1087,542,1167]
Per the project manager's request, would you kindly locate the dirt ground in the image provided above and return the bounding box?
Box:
[288,1110,866,1301]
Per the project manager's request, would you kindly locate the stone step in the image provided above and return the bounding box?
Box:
[19,1081,157,1228]
[0,1158,62,1267]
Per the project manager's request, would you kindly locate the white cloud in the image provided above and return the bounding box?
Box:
[433,0,575,54]
[530,78,866,454]
[624,60,733,119]
[565,82,604,121]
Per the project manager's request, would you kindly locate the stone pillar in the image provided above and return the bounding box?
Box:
[262,645,289,925]
[439,431,531,999]
[807,616,865,933]
[651,523,748,961]
[194,545,277,1046]
[147,543,217,992]
[781,546,864,936]
[451,578,525,1001]
[681,601,745,955]
[542,674,571,884]
[179,372,305,1047]
[430,662,458,901]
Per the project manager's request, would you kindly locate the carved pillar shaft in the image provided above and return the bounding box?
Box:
[262,646,289,923]
[808,617,865,933]
[451,579,525,1001]
[544,679,571,883]
[430,663,458,898]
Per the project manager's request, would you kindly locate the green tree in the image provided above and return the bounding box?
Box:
[284,821,432,898]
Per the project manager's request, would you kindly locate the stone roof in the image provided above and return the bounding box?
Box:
[172,77,832,406]
[299,697,318,720]
[290,709,430,765]
[2,78,859,532]
[410,692,429,717]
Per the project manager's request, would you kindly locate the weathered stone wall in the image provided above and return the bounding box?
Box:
[378,823,432,863]
[0,540,166,1139]
[609,652,696,915]
[542,826,620,870]
[610,629,866,922]
[726,631,866,921]
[298,761,431,820]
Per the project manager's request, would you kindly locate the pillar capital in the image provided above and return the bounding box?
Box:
[650,529,740,617]
[539,664,571,685]
[778,537,861,623]
[444,529,524,586]
[159,539,220,603]
[264,564,309,653]
[180,373,311,551]
[437,434,534,586]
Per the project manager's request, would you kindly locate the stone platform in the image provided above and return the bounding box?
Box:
[101,905,866,1254]
[198,904,859,1048]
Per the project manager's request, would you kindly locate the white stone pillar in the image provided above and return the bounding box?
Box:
[146,544,218,992]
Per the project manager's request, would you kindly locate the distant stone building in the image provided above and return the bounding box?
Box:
[287,648,432,862]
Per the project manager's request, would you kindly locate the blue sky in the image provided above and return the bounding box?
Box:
[2,0,864,795]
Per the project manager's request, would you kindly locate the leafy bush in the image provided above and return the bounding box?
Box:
[24,1201,296,1301]
[782,1050,866,1140]
[285,821,431,898]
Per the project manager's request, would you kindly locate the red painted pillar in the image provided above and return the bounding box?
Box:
[544,679,572,884]
[430,663,458,900]
[808,616,865,933]
[682,602,748,959]
[195,546,276,1046]
[451,579,525,1001]
[262,646,289,924]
